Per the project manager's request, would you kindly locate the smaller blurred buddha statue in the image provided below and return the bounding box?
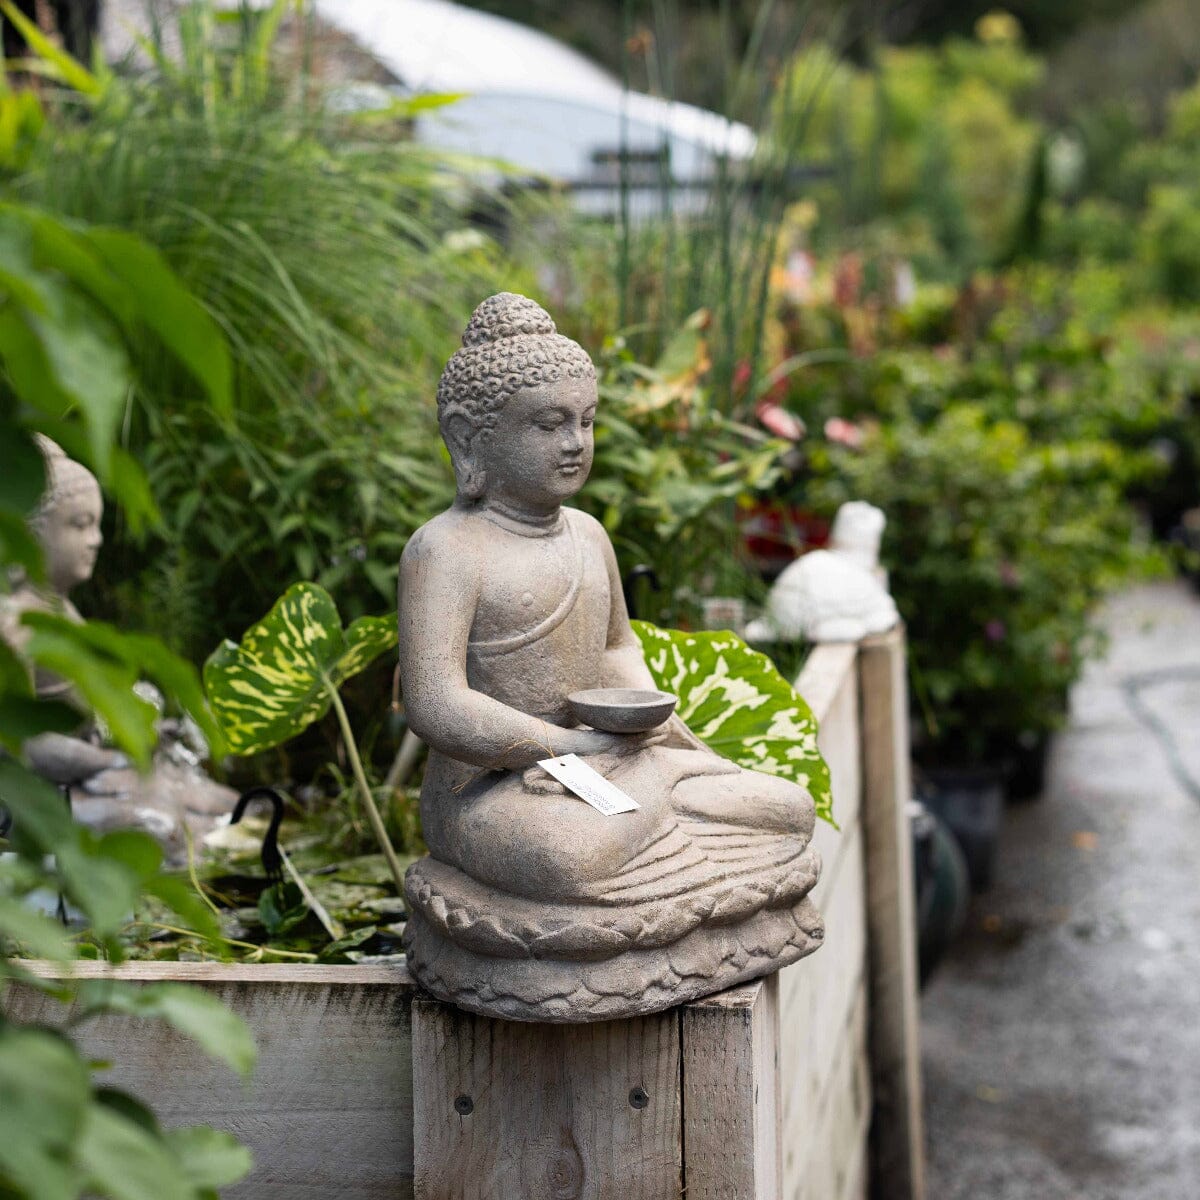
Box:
[1,437,234,858]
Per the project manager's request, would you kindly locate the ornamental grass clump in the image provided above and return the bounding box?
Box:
[12,1,523,660]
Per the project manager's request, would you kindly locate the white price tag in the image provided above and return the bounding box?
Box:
[536,753,640,816]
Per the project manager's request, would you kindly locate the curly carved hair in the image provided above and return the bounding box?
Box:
[436,293,595,443]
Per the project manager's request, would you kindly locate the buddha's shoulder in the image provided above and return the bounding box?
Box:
[563,506,609,545]
[401,510,487,569]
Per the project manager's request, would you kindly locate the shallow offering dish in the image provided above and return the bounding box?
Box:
[567,687,679,733]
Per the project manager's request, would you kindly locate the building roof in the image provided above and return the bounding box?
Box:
[101,0,755,179]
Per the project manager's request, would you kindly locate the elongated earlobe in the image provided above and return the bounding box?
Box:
[443,414,487,501]
[457,461,487,501]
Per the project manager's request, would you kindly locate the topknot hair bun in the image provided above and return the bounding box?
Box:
[461,292,556,348]
[31,434,99,512]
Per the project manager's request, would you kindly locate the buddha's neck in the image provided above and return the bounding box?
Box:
[478,498,565,538]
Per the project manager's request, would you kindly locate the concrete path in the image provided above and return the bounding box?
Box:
[921,582,1200,1200]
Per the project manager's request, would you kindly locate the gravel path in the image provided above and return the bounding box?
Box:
[921,582,1200,1200]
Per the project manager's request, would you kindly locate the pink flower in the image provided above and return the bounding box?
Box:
[757,399,806,442]
[985,619,1007,643]
[824,417,863,448]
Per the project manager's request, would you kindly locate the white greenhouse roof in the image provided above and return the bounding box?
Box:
[310,0,755,161]
[102,0,756,198]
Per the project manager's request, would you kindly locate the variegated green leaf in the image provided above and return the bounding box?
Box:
[203,583,397,756]
[633,621,834,826]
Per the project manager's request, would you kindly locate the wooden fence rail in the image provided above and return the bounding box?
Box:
[7,625,923,1200]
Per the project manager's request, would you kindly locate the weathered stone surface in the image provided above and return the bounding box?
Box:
[398,293,823,1022]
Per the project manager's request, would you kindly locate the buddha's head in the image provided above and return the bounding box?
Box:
[30,436,104,596]
[437,293,597,507]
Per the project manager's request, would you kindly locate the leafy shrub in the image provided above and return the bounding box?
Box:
[0,197,253,1199]
[14,7,521,662]
[777,23,1041,271]
[806,403,1155,765]
[580,314,788,625]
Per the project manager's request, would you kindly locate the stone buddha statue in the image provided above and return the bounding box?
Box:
[399,294,824,1022]
[1,437,235,859]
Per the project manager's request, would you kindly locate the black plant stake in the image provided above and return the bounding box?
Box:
[622,564,661,621]
[230,786,286,885]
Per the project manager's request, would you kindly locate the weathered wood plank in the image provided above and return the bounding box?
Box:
[682,974,781,1199]
[10,959,415,986]
[411,996,682,1200]
[6,963,416,1200]
[859,628,925,1200]
[793,987,870,1200]
[795,642,859,727]
[777,642,870,1200]
[791,643,863,951]
[779,821,867,1189]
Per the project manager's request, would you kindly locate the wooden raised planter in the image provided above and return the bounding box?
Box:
[8,628,924,1200]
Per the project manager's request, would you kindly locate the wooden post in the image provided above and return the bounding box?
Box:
[410,997,682,1200]
[859,627,925,1200]
[682,975,782,1200]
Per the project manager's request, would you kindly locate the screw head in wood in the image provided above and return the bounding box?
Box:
[454,1094,474,1116]
[628,1086,649,1109]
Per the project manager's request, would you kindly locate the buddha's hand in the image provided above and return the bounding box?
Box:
[520,729,665,794]
[568,729,667,758]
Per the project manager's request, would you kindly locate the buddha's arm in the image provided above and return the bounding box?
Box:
[25,733,129,785]
[399,525,620,771]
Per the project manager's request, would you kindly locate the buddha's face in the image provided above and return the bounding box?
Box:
[38,479,103,595]
[476,377,597,509]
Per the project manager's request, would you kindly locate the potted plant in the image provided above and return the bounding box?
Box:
[807,400,1150,884]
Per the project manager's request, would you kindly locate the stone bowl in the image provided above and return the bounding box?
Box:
[567,688,678,733]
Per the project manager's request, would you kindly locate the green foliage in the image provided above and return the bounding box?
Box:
[1138,185,1200,303]
[0,202,252,1199]
[578,314,787,624]
[777,24,1041,271]
[204,582,406,893]
[807,402,1153,764]
[0,200,228,512]
[633,621,834,826]
[204,582,396,756]
[19,612,221,768]
[13,2,518,660]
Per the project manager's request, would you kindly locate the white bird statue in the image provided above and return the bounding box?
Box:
[745,502,900,643]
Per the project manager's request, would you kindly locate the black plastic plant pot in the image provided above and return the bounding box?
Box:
[917,765,1005,893]
[910,800,970,988]
[1003,729,1052,803]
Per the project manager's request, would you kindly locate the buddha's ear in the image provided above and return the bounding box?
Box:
[443,414,486,500]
